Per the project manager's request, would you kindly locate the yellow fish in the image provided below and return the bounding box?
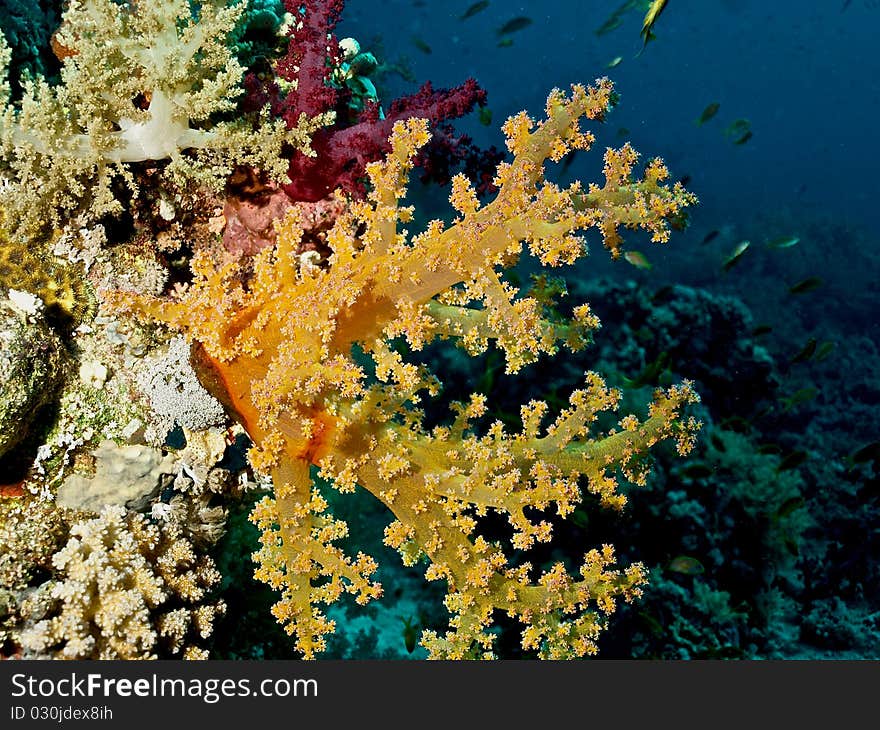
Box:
[722,239,750,271]
[623,250,652,270]
[639,0,669,54]
[667,555,704,575]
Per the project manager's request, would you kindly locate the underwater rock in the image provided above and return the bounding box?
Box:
[55,439,176,513]
[0,292,65,457]
[579,280,779,416]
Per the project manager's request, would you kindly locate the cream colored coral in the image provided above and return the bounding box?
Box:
[19,505,224,659]
[0,0,329,237]
[0,498,66,591]
[55,440,177,512]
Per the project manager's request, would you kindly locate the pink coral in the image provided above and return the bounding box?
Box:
[243,0,492,202]
[221,168,346,256]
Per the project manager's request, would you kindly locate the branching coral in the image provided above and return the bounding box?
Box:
[114,78,699,659]
[0,0,328,237]
[0,496,66,592]
[19,505,225,659]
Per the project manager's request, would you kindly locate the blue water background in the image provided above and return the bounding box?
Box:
[339,0,878,295]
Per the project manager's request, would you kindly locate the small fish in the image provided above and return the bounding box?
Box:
[721,415,752,434]
[668,208,690,232]
[777,450,808,472]
[757,443,783,455]
[775,496,805,519]
[667,555,705,575]
[788,276,823,295]
[476,350,503,395]
[400,616,419,653]
[606,56,624,68]
[478,107,492,126]
[624,250,652,270]
[496,16,533,35]
[560,149,579,173]
[767,235,800,249]
[497,37,514,47]
[638,0,669,54]
[696,102,720,125]
[637,609,666,637]
[411,36,432,54]
[616,126,630,137]
[595,0,644,36]
[622,351,671,389]
[814,340,835,362]
[710,432,726,452]
[701,229,720,245]
[781,387,818,412]
[680,462,714,479]
[724,120,753,146]
[722,240,750,271]
[678,174,691,186]
[459,1,489,20]
[850,440,880,466]
[790,337,817,364]
[841,0,853,11]
[596,15,626,36]
[569,508,590,530]
[751,324,773,336]
[724,119,751,139]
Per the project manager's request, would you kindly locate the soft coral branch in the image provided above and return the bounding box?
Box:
[111,80,700,659]
[273,0,345,121]
[284,78,489,201]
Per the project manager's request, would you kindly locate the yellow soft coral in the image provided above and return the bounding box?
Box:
[112,79,699,659]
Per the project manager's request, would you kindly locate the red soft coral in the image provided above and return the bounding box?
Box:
[243,0,494,202]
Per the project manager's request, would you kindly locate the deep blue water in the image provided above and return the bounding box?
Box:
[341,0,880,235]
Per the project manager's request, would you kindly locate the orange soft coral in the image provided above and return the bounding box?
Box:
[111,79,700,658]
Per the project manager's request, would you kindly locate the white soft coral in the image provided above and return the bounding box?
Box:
[0,0,327,234]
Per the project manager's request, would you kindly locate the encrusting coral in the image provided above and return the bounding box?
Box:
[0,289,66,458]
[135,335,228,441]
[114,78,700,659]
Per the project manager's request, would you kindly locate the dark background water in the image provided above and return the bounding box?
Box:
[336,0,880,387]
[341,0,879,236]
